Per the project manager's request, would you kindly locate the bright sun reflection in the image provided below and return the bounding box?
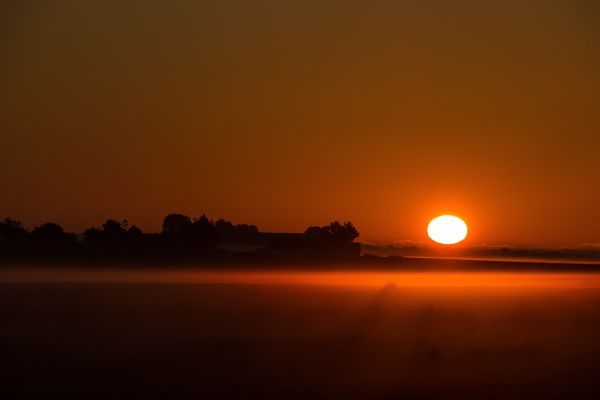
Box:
[427,215,468,245]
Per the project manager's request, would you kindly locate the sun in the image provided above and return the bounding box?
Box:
[427,215,468,245]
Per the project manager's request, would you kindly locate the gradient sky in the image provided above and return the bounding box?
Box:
[1,0,599,245]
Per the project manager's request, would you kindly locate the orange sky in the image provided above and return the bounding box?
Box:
[1,1,599,245]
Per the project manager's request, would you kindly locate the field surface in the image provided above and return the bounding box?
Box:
[2,267,600,399]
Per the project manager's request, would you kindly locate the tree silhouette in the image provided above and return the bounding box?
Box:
[102,219,127,236]
[323,221,359,244]
[215,219,260,243]
[162,214,193,237]
[84,219,128,245]
[84,227,102,244]
[127,225,143,237]
[304,221,359,244]
[0,214,362,263]
[0,218,28,242]
[31,223,74,245]
[191,215,218,248]
[162,213,218,250]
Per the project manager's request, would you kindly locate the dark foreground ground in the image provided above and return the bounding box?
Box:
[2,269,600,399]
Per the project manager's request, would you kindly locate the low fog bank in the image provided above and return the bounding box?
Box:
[1,256,600,277]
[3,267,600,289]
[363,242,600,262]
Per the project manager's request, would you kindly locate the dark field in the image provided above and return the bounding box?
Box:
[2,268,600,399]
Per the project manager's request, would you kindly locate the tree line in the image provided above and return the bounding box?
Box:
[0,214,359,263]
